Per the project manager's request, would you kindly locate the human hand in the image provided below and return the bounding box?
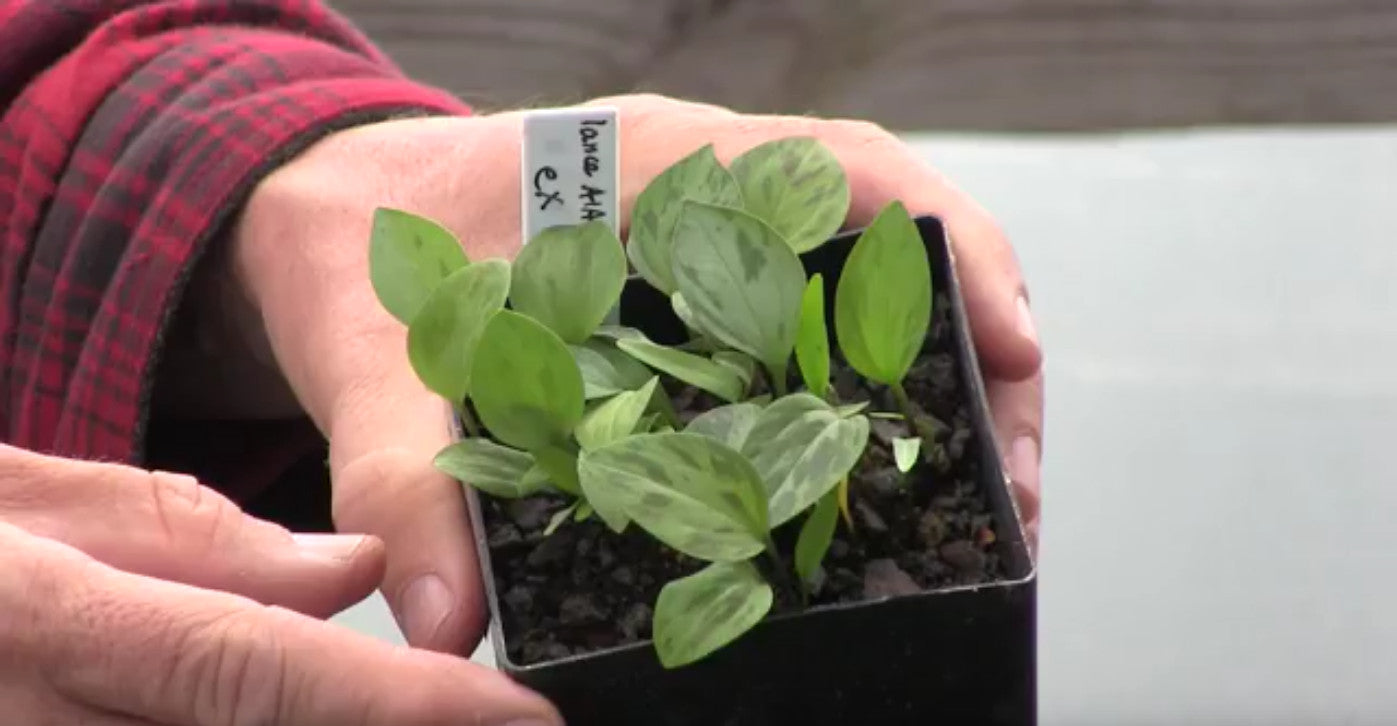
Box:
[229,93,1043,659]
[0,444,561,725]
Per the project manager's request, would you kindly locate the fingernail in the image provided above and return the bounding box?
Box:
[292,533,369,563]
[1007,435,1041,522]
[398,573,453,645]
[1015,295,1038,346]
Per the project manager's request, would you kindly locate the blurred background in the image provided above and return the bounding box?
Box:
[327,2,1397,724]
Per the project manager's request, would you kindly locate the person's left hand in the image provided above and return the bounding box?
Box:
[222,94,1043,657]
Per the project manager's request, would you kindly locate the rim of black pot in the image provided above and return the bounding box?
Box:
[459,213,1038,673]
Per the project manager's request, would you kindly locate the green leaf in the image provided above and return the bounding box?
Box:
[795,274,830,398]
[511,221,627,344]
[406,259,511,404]
[616,337,746,403]
[368,207,470,324]
[628,144,743,295]
[711,351,756,391]
[574,501,595,522]
[833,201,932,385]
[532,444,582,497]
[684,402,762,450]
[653,560,773,668]
[835,401,870,418]
[742,394,871,526]
[544,501,579,536]
[433,438,546,499]
[575,378,660,451]
[578,432,769,561]
[795,489,840,586]
[594,324,646,341]
[892,437,922,473]
[571,339,655,399]
[671,202,806,375]
[730,137,850,253]
[471,310,585,451]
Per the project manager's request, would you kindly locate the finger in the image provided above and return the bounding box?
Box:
[3,522,561,726]
[986,367,1044,550]
[0,444,384,618]
[325,360,485,654]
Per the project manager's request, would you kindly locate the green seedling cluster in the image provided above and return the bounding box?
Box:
[369,137,939,669]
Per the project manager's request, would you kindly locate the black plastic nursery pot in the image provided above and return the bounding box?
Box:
[460,216,1037,726]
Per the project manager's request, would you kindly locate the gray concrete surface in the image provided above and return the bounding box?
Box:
[333,126,1397,724]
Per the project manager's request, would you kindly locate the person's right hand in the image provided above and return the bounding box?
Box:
[0,444,562,726]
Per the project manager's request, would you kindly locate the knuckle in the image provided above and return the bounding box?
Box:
[145,470,240,554]
[169,609,289,726]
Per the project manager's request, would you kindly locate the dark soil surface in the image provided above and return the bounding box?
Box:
[481,291,1007,666]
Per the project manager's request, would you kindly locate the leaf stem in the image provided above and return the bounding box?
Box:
[889,381,939,448]
[764,537,804,606]
[767,359,789,397]
[454,402,481,437]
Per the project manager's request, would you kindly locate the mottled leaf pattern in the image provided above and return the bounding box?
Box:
[795,274,830,398]
[575,378,660,451]
[616,337,745,403]
[892,437,922,473]
[531,444,583,497]
[368,207,469,324]
[471,311,585,451]
[578,433,769,562]
[730,137,850,253]
[653,560,773,668]
[510,221,627,344]
[570,339,655,399]
[628,144,743,295]
[684,402,762,451]
[406,259,510,405]
[795,488,840,587]
[834,201,933,384]
[433,438,545,499]
[742,394,871,526]
[671,202,806,372]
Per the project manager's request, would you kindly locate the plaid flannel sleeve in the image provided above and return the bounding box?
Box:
[0,0,471,499]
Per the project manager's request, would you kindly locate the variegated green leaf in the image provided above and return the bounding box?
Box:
[742,394,870,526]
[684,402,762,451]
[511,221,626,344]
[531,444,582,497]
[578,432,768,561]
[795,274,830,398]
[368,207,469,324]
[629,144,743,295]
[653,560,773,668]
[471,310,585,451]
[616,337,745,403]
[892,437,921,473]
[574,501,594,522]
[730,137,850,253]
[711,351,756,391]
[433,438,545,499]
[575,378,660,451]
[406,259,511,405]
[671,202,806,375]
[571,339,653,400]
[834,201,932,385]
[795,488,840,587]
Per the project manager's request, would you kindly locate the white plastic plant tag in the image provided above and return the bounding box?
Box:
[520,106,620,245]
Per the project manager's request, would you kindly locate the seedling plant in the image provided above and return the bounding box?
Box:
[369,137,943,669]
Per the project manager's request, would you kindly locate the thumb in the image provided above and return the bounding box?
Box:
[0,444,385,618]
[326,370,485,654]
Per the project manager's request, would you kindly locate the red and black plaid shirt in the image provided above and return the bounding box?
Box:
[0,0,469,503]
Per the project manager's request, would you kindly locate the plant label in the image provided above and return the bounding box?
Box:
[521,106,621,322]
[521,106,620,243]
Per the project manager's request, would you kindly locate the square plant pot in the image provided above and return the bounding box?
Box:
[460,215,1037,726]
